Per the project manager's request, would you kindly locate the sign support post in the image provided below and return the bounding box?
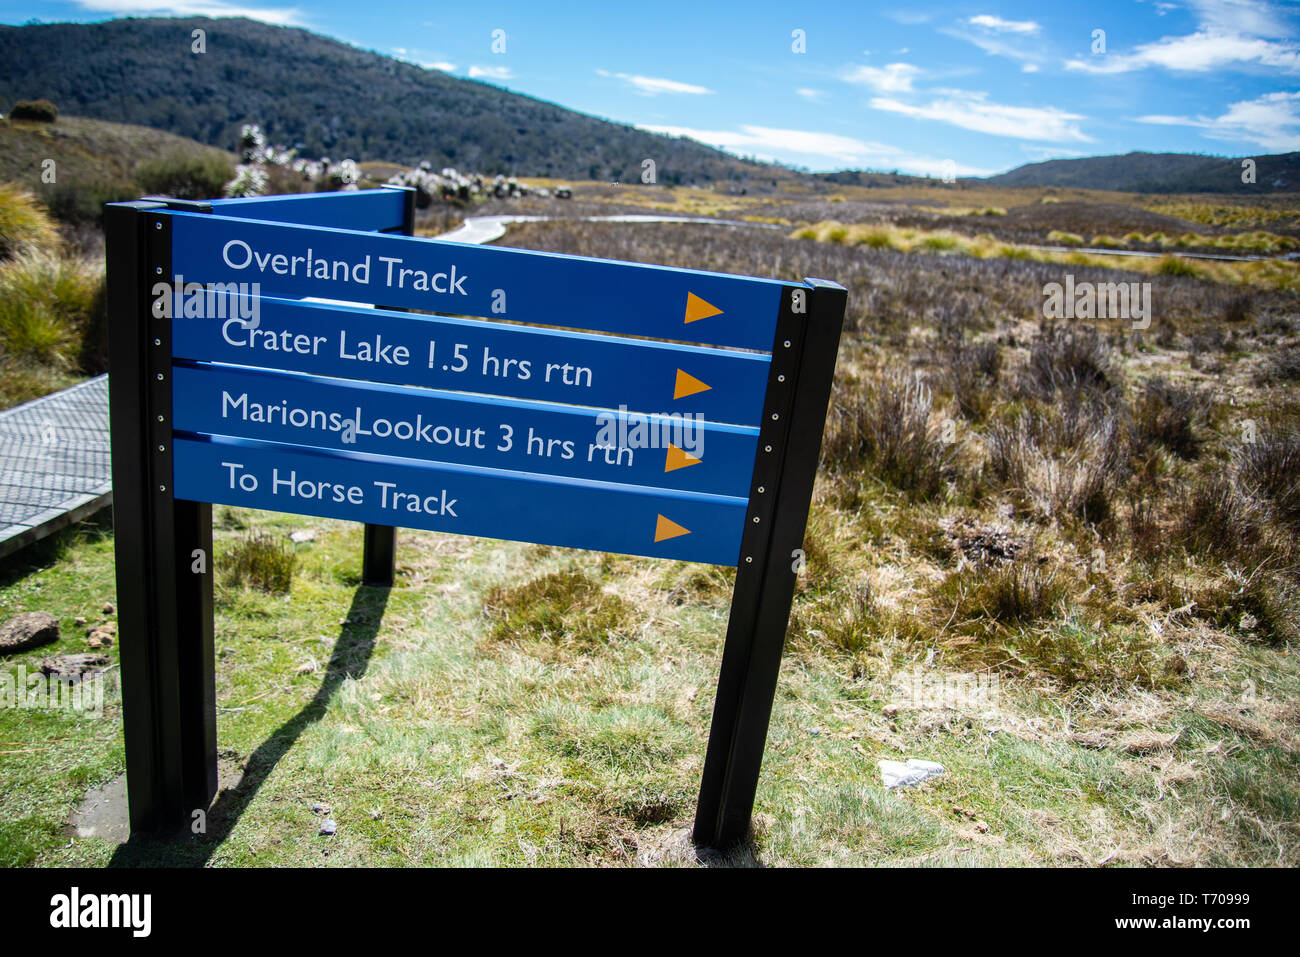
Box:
[359,186,414,586]
[106,203,217,834]
[693,278,846,848]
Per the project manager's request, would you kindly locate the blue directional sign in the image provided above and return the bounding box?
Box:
[170,293,772,426]
[171,362,761,497]
[168,211,786,350]
[173,434,750,566]
[203,188,408,232]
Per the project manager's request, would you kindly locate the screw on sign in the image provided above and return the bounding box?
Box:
[105,186,846,849]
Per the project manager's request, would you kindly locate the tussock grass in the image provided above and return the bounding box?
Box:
[222,531,297,594]
[792,219,1300,292]
[0,249,101,365]
[0,182,57,259]
[823,367,960,500]
[482,569,641,656]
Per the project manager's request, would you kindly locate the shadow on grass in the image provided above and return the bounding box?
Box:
[0,509,114,589]
[107,583,390,867]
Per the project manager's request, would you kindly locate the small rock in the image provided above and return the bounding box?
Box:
[319,819,337,836]
[808,727,821,737]
[309,802,328,814]
[102,603,115,615]
[74,617,87,627]
[41,653,110,684]
[290,530,317,544]
[0,612,60,655]
[882,703,902,717]
[86,627,115,649]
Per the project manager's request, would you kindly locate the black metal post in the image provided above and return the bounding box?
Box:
[107,203,217,834]
[693,278,847,849]
[360,186,416,586]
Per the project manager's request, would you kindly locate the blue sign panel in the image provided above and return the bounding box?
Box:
[170,294,771,426]
[173,435,749,566]
[168,212,787,351]
[203,188,408,232]
[172,363,761,497]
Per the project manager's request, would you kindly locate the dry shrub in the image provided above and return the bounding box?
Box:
[1130,376,1209,459]
[985,412,1123,524]
[823,367,960,500]
[1019,323,1121,405]
[938,338,1001,421]
[1237,428,1300,531]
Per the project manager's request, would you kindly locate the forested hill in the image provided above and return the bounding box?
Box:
[983,151,1300,194]
[0,16,778,183]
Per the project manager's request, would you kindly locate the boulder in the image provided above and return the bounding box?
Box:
[0,612,60,655]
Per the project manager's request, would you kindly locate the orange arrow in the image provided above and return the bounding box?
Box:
[674,369,711,400]
[654,514,691,543]
[664,444,701,472]
[684,292,723,324]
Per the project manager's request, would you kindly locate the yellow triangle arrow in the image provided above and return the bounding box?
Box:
[664,444,701,472]
[684,292,723,324]
[654,514,691,543]
[674,368,711,400]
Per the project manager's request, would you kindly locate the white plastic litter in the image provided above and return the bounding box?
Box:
[879,759,946,789]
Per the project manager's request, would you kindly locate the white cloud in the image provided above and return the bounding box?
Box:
[595,70,712,95]
[841,62,921,93]
[873,90,1086,143]
[870,90,1092,142]
[1022,63,1040,73]
[70,0,304,25]
[640,122,996,175]
[968,14,1040,34]
[424,62,456,72]
[1066,0,1299,73]
[796,88,825,101]
[1066,29,1300,73]
[944,16,1044,64]
[468,65,513,81]
[1136,90,1300,151]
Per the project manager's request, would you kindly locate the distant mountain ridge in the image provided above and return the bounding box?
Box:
[0,16,782,184]
[983,151,1300,194]
[1,18,1295,194]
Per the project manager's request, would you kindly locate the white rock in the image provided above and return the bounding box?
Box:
[879,758,946,789]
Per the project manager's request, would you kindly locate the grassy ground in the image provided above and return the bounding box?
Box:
[1,180,1297,867]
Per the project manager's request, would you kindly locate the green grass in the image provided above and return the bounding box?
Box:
[0,499,1295,867]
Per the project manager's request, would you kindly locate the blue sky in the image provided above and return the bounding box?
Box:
[4,0,1299,174]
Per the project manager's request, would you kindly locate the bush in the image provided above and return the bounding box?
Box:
[1237,428,1300,531]
[823,367,960,500]
[8,99,57,122]
[1131,376,1207,458]
[481,570,638,654]
[135,152,236,201]
[1019,323,1120,404]
[932,559,1070,629]
[0,250,102,365]
[986,411,1123,524]
[1175,474,1269,562]
[1156,255,1201,278]
[223,532,296,594]
[939,338,1000,421]
[0,182,57,260]
[36,178,137,225]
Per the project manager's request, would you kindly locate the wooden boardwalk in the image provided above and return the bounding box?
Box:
[0,375,111,560]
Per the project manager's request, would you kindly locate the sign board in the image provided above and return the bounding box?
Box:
[106,187,846,849]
